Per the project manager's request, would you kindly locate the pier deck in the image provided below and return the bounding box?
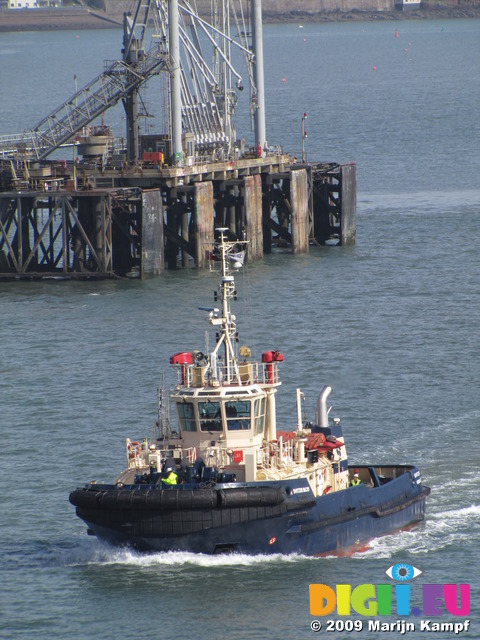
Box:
[0,154,355,280]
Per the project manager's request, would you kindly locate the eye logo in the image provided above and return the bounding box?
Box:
[310,563,470,618]
[386,563,422,582]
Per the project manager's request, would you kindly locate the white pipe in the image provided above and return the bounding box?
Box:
[296,388,304,432]
[180,4,253,56]
[179,27,217,86]
[316,385,332,427]
[298,439,305,463]
[169,0,182,164]
[251,0,266,153]
[266,389,277,442]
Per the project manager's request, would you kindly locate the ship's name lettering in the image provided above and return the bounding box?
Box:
[290,487,310,494]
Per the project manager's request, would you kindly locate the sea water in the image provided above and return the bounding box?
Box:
[0,17,479,640]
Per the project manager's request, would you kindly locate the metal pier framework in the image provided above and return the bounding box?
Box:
[0,0,356,280]
[0,158,355,279]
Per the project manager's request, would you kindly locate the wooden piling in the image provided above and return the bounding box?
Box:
[243,174,263,261]
[194,182,214,269]
[141,189,164,275]
[0,155,356,279]
[340,163,357,246]
[290,168,309,254]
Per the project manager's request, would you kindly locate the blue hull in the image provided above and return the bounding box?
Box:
[70,465,430,555]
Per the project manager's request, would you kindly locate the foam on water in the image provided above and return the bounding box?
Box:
[352,502,480,560]
[67,540,314,569]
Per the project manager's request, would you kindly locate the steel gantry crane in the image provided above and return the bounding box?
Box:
[10,0,265,166]
[22,0,167,162]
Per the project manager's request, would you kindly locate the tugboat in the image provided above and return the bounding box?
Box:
[70,229,430,555]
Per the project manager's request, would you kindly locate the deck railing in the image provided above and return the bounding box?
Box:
[173,360,281,388]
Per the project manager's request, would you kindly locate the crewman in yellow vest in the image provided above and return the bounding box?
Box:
[162,462,178,486]
[350,469,361,487]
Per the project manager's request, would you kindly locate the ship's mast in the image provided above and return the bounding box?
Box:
[208,229,246,385]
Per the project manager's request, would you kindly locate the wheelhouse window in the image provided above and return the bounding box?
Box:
[226,400,251,430]
[253,397,266,435]
[199,401,222,432]
[177,402,196,432]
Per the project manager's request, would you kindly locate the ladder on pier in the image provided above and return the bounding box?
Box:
[25,45,169,161]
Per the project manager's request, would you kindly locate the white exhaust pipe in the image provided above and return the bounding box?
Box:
[316,385,332,427]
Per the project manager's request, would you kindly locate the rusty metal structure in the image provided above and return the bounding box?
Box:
[0,0,356,280]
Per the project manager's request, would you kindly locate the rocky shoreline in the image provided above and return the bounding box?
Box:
[0,4,479,33]
[263,7,480,22]
[0,7,122,32]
